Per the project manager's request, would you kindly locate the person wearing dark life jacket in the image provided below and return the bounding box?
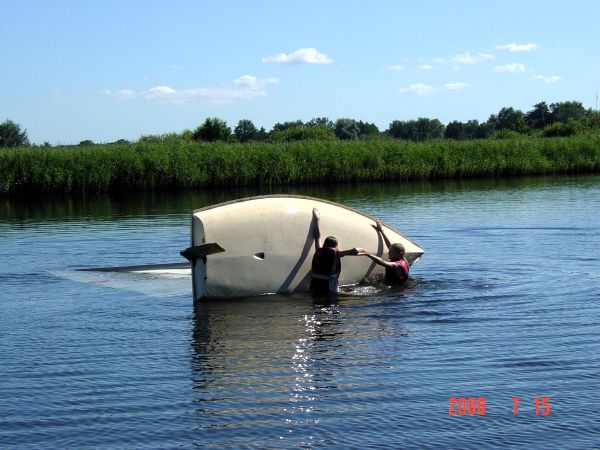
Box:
[310,208,365,293]
[360,218,410,285]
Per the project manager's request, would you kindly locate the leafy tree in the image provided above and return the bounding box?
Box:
[494,107,528,133]
[0,119,29,147]
[445,120,483,140]
[255,127,268,142]
[272,120,304,132]
[486,114,498,131]
[445,121,466,140]
[357,120,379,137]
[234,119,258,143]
[307,117,334,130]
[334,118,360,140]
[464,120,481,139]
[192,117,232,142]
[79,139,94,146]
[415,118,444,140]
[387,120,416,140]
[475,121,494,139]
[387,118,443,141]
[525,102,551,129]
[550,101,586,123]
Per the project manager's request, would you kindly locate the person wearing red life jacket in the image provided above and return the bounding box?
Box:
[310,208,365,293]
[361,218,409,285]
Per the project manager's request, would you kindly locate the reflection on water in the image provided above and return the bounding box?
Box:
[188,292,419,448]
[2,174,592,223]
[285,302,346,440]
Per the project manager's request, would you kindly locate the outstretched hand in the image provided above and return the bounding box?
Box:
[371,218,383,232]
[313,208,320,220]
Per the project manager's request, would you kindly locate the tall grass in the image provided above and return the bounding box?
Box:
[1,134,599,195]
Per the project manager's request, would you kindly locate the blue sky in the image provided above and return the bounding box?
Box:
[2,0,600,144]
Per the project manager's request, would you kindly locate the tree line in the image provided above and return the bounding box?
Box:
[185,101,598,144]
[1,100,599,148]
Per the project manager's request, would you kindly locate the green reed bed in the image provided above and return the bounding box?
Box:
[1,134,599,195]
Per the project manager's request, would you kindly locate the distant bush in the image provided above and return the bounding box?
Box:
[579,111,600,130]
[542,121,577,137]
[270,125,337,142]
[138,135,163,144]
[491,130,525,140]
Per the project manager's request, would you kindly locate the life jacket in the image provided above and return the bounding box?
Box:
[384,259,409,285]
[311,246,341,292]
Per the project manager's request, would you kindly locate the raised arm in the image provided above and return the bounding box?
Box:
[373,218,392,250]
[312,208,322,251]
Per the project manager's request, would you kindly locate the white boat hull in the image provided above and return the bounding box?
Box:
[188,195,424,301]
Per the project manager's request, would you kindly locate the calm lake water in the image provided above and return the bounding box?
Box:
[2,175,600,449]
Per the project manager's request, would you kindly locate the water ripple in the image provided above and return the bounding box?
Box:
[2,176,600,448]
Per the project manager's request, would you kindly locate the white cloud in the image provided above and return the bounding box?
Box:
[445,82,468,90]
[233,75,279,87]
[143,76,279,105]
[494,63,527,73]
[101,88,136,100]
[496,43,538,52]
[478,53,495,61]
[534,75,561,83]
[388,64,405,72]
[414,50,494,72]
[399,83,438,95]
[449,51,496,69]
[262,48,332,64]
[104,76,279,106]
[145,86,175,98]
[115,89,136,100]
[452,51,478,66]
[399,82,468,96]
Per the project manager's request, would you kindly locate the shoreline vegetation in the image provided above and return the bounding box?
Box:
[1,134,599,196]
[2,100,600,196]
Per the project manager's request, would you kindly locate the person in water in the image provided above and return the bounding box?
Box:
[310,208,364,293]
[361,218,410,285]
